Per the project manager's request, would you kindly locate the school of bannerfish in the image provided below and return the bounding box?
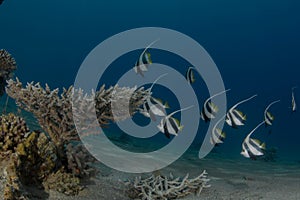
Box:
[133,41,297,160]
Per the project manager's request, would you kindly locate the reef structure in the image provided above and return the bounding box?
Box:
[0,113,61,199]
[126,170,211,200]
[0,49,17,96]
[1,77,150,199]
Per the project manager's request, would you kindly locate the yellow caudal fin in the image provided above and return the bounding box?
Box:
[146,52,152,64]
[260,142,266,150]
[267,112,274,120]
[221,131,226,138]
[164,101,170,109]
[179,125,184,131]
[154,98,163,104]
[252,139,262,145]
[237,109,246,120]
[209,102,219,112]
[191,71,196,83]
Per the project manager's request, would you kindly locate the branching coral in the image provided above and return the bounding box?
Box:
[0,113,29,152]
[126,170,211,200]
[0,49,17,96]
[6,78,148,150]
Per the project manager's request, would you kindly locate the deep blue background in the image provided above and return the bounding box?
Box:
[1,0,299,161]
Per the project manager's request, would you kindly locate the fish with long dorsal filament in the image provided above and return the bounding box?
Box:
[264,100,280,126]
[139,73,169,121]
[210,115,226,145]
[225,94,257,128]
[201,89,231,122]
[133,39,159,77]
[292,86,297,112]
[241,121,266,159]
[157,105,194,138]
[186,66,196,84]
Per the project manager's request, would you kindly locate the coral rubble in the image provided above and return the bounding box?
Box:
[0,49,17,96]
[126,170,211,200]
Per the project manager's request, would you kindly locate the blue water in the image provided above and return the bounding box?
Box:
[1,1,300,165]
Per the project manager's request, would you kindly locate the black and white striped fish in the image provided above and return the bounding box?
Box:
[157,105,193,138]
[264,100,280,126]
[241,121,266,159]
[201,89,231,122]
[140,97,169,121]
[225,95,257,128]
[140,73,169,120]
[292,87,297,112]
[186,66,196,84]
[133,39,159,77]
[210,115,226,145]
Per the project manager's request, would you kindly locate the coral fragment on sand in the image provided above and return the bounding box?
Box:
[126,170,211,200]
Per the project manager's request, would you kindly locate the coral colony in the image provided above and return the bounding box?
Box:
[0,49,211,199]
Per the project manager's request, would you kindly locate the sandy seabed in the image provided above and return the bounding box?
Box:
[46,153,300,200]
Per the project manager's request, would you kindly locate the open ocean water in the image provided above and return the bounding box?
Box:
[1,0,300,199]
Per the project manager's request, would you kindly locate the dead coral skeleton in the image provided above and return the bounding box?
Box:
[126,170,211,200]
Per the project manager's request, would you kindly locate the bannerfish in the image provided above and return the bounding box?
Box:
[186,66,196,84]
[226,94,257,128]
[157,105,194,138]
[241,121,266,159]
[140,73,169,120]
[201,89,231,122]
[133,39,159,77]
[264,100,280,126]
[292,87,297,112]
[210,115,226,145]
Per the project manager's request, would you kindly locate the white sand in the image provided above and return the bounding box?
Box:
[46,156,300,200]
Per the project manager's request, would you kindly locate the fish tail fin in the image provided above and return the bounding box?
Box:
[261,143,266,150]
[164,101,170,109]
[221,132,226,138]
[179,125,184,131]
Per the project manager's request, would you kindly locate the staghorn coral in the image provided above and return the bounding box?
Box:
[0,49,17,96]
[6,78,148,150]
[126,170,211,200]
